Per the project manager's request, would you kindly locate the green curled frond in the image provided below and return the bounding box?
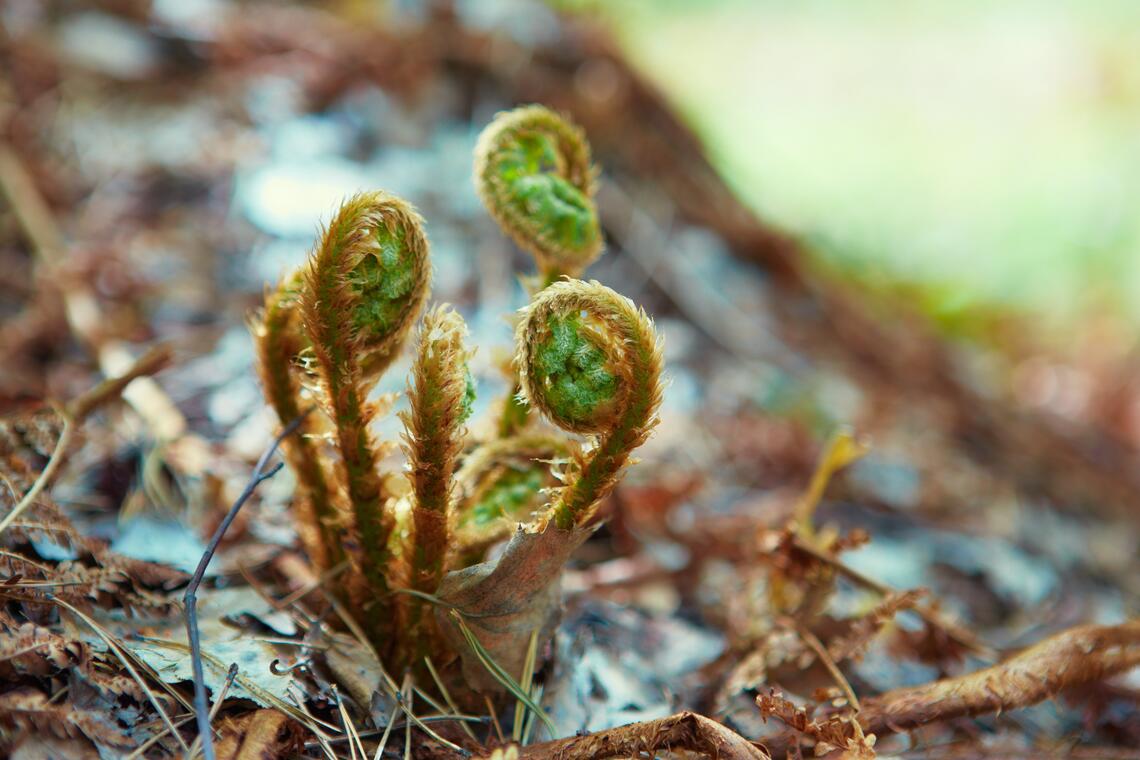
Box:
[305,191,432,383]
[474,105,602,278]
[453,433,576,555]
[299,192,432,644]
[515,280,664,529]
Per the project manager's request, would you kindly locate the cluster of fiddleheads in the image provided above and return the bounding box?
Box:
[252,105,662,692]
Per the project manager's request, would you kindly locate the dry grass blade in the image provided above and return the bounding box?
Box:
[424,656,478,741]
[334,685,367,760]
[512,628,540,743]
[372,700,400,760]
[450,610,556,737]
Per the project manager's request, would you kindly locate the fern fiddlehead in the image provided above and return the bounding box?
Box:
[453,432,574,558]
[516,279,664,530]
[476,105,605,438]
[475,105,602,281]
[299,191,431,641]
[401,304,473,653]
[253,269,343,573]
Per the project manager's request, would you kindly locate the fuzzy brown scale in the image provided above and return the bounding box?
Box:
[400,304,472,662]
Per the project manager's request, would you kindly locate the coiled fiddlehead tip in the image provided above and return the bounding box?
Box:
[515,279,664,529]
[305,191,432,380]
[404,304,474,485]
[474,105,602,277]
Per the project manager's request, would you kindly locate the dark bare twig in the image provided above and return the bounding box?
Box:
[184,412,308,760]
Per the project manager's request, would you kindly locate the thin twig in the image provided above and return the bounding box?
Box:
[761,620,1140,757]
[0,346,171,538]
[0,141,186,439]
[184,412,308,760]
[184,664,240,760]
[793,622,860,711]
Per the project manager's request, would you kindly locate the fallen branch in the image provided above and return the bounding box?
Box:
[760,620,1140,757]
[514,711,769,760]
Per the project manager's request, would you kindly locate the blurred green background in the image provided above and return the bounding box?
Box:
[565,0,1140,340]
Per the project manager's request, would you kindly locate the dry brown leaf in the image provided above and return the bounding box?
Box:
[0,688,133,754]
[215,709,305,760]
[0,613,88,679]
[436,522,592,692]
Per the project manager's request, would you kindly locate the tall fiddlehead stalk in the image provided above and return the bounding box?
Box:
[253,269,343,573]
[401,304,473,653]
[299,191,431,642]
[475,105,602,282]
[517,279,664,530]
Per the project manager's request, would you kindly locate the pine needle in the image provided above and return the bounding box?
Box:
[450,610,556,736]
[512,628,540,743]
[424,656,478,741]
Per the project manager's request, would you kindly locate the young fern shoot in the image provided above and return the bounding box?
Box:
[435,279,662,690]
[401,305,474,654]
[251,105,666,700]
[517,279,664,530]
[299,191,431,645]
[474,105,602,282]
[475,105,606,436]
[254,269,343,573]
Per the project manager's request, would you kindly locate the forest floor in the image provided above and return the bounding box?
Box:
[3,2,1140,759]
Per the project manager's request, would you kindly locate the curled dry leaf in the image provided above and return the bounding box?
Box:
[436,522,593,692]
[514,711,769,760]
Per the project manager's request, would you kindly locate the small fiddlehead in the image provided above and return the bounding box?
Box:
[253,268,343,573]
[475,105,602,280]
[516,280,664,530]
[300,191,431,639]
[453,432,575,558]
[402,305,474,623]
